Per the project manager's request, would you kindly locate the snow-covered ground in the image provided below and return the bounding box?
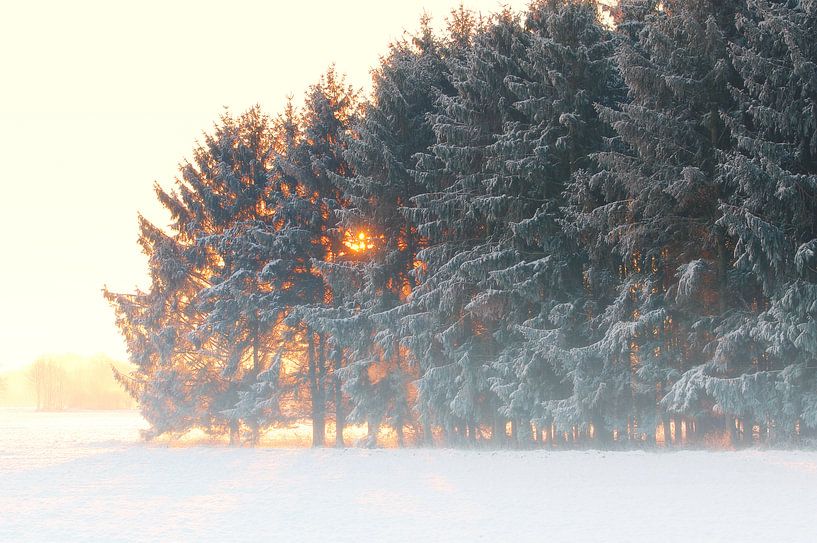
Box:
[2,409,817,542]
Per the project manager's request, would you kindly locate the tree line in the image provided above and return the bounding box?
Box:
[0,355,136,410]
[106,0,817,448]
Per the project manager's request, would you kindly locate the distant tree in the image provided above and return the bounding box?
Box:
[27,357,67,411]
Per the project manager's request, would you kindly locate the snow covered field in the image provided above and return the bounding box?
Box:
[2,409,817,542]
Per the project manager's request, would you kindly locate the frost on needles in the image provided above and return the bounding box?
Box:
[106,0,817,448]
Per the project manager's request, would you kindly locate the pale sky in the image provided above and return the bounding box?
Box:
[0,0,529,371]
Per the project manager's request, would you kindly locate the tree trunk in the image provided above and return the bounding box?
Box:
[393,341,405,448]
[423,416,434,447]
[742,419,753,446]
[315,334,327,446]
[673,416,682,445]
[442,422,453,447]
[516,420,532,448]
[229,420,240,447]
[662,415,672,448]
[334,348,344,448]
[396,424,405,448]
[597,426,611,447]
[250,329,261,446]
[307,329,325,447]
[728,416,738,448]
[366,419,379,448]
[491,413,505,446]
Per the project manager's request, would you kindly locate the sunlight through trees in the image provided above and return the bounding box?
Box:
[106,0,817,449]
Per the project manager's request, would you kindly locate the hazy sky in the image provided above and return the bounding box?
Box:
[0,0,531,371]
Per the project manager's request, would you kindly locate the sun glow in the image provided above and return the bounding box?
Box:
[343,230,375,253]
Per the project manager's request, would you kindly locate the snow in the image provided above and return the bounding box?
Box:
[2,409,817,542]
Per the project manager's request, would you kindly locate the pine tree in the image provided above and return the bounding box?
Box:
[575,0,744,444]
[251,68,360,447]
[687,0,817,442]
[479,0,625,446]
[402,8,531,445]
[311,18,456,447]
[105,108,275,441]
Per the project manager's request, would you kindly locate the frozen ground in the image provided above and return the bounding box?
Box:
[2,409,817,542]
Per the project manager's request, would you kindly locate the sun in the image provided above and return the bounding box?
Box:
[343,230,375,253]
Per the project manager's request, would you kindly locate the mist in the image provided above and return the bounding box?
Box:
[0,354,135,410]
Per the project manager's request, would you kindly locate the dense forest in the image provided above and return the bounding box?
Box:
[106,0,817,448]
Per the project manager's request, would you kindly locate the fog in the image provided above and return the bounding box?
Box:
[0,354,135,410]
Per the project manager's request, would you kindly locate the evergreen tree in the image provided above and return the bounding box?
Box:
[106,0,817,449]
[105,108,275,441]
[673,0,817,442]
[251,68,360,447]
[576,0,744,444]
[312,18,455,447]
[402,8,531,445]
[488,0,624,445]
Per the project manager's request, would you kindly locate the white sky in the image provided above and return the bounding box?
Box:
[0,0,529,371]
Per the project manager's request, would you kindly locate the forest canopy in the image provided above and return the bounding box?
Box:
[106,0,817,448]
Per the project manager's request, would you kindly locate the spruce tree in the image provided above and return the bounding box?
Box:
[251,68,360,447]
[688,0,817,442]
[402,8,531,445]
[576,0,744,444]
[311,18,455,447]
[105,108,275,441]
[472,0,624,446]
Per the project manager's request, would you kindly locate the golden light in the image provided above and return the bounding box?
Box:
[343,230,375,253]
[598,0,616,28]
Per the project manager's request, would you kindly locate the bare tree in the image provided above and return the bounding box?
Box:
[27,358,66,411]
